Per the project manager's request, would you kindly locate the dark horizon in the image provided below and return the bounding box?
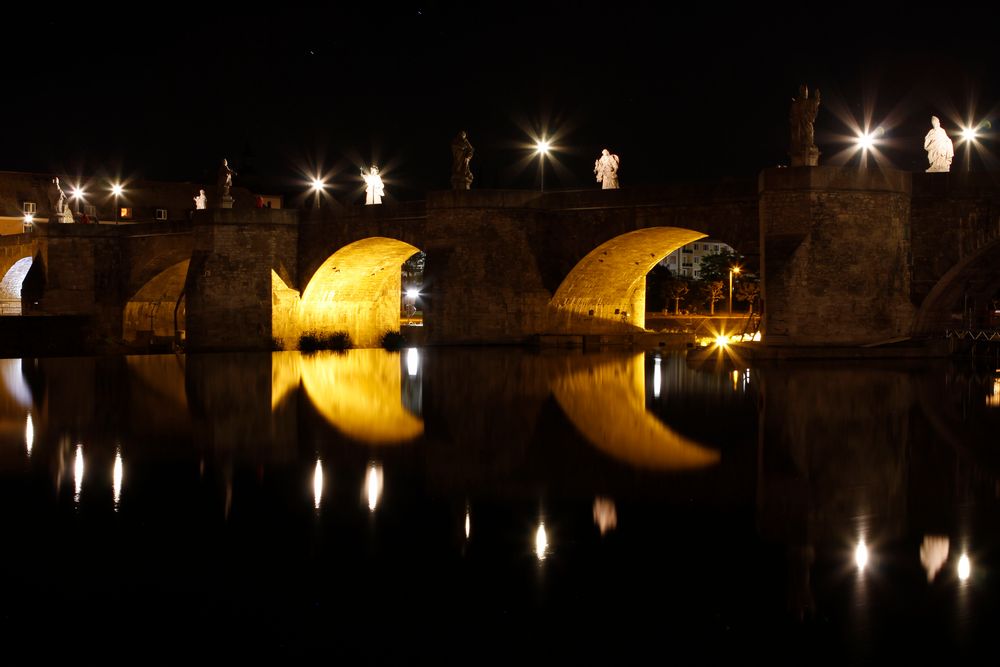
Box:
[6,4,1000,201]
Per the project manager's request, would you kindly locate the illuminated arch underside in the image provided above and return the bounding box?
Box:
[300,237,420,348]
[551,352,720,470]
[0,257,32,311]
[548,227,706,333]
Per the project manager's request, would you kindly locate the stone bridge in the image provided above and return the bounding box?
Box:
[7,166,1000,349]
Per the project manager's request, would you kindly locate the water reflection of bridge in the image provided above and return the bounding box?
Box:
[4,351,999,535]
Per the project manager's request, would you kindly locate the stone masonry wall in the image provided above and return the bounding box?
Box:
[760,167,914,345]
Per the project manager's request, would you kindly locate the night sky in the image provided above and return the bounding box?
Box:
[6,4,1000,201]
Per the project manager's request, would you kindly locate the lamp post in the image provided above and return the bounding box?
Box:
[310,177,325,209]
[728,266,741,315]
[70,186,84,214]
[536,139,550,192]
[111,183,123,224]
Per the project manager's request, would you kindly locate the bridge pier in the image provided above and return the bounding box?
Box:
[759,166,914,346]
[22,223,127,341]
[186,209,299,351]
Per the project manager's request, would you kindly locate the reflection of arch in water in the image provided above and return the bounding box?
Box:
[271,350,423,445]
[299,238,421,348]
[123,260,189,342]
[551,352,720,470]
[547,227,706,333]
[270,351,302,410]
[125,354,188,411]
[0,257,32,315]
[916,366,1000,472]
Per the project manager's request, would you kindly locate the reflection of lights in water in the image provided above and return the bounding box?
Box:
[313,459,324,510]
[25,413,33,458]
[989,378,1000,407]
[464,508,471,540]
[855,540,869,571]
[74,444,84,503]
[1,358,34,409]
[920,535,949,582]
[365,464,383,512]
[406,348,419,377]
[652,357,661,398]
[731,369,739,391]
[113,449,123,511]
[958,554,971,581]
[592,497,617,535]
[535,523,548,561]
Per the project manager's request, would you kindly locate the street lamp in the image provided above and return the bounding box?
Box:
[728,265,741,315]
[536,139,550,192]
[111,183,123,224]
[70,185,84,214]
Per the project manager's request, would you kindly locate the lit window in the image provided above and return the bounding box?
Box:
[120,207,132,219]
[22,202,36,214]
[155,208,168,220]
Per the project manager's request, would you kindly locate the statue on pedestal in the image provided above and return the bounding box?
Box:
[594,149,620,189]
[47,177,67,221]
[924,116,954,173]
[789,84,821,166]
[362,166,385,205]
[217,159,236,208]
[451,130,474,190]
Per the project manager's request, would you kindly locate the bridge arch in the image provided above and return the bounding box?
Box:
[547,227,707,333]
[0,256,33,315]
[912,237,1000,335]
[123,260,189,343]
[299,237,421,348]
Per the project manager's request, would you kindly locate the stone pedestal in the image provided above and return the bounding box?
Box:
[759,166,914,345]
[789,146,820,167]
[451,175,472,190]
[220,195,234,209]
[185,209,299,351]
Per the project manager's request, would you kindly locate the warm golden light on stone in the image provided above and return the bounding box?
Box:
[299,237,420,348]
[548,227,706,334]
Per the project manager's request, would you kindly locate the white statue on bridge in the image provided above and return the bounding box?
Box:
[362,166,385,205]
[193,189,207,210]
[924,116,954,173]
[594,149,620,189]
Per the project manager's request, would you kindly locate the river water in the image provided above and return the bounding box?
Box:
[0,348,998,660]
